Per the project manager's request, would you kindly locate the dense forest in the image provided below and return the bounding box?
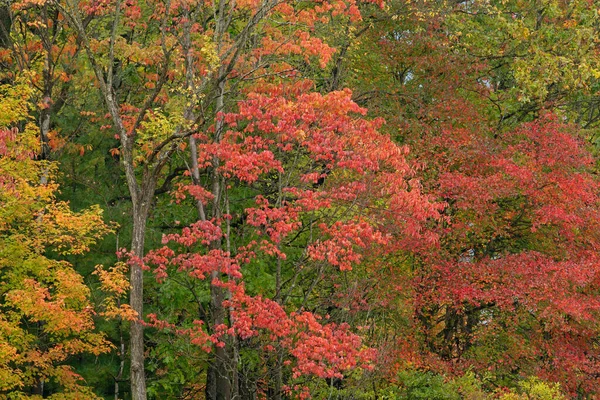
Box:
[2,0,600,398]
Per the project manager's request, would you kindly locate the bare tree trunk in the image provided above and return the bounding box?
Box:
[38,9,53,186]
[59,4,151,397]
[273,351,283,400]
[114,300,126,399]
[206,72,236,400]
[273,175,284,400]
[207,278,231,400]
[38,99,51,191]
[129,187,154,400]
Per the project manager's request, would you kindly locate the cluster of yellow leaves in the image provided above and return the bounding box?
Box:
[93,262,138,321]
[193,33,220,71]
[134,110,186,164]
[500,377,566,400]
[0,79,33,127]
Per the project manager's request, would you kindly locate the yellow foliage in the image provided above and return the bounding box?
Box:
[0,72,113,397]
[94,263,138,321]
[499,377,566,400]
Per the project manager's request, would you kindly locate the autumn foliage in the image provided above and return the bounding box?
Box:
[0,82,111,397]
[4,0,600,398]
[403,115,600,394]
[141,82,440,395]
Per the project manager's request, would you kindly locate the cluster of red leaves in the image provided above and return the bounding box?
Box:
[249,0,383,69]
[228,287,376,379]
[145,244,375,382]
[0,128,36,162]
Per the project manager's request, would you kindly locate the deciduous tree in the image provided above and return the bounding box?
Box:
[0,79,112,398]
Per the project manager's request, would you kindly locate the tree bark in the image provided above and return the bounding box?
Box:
[206,69,236,400]
[129,193,152,400]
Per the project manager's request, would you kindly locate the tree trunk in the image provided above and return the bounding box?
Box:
[206,74,236,400]
[129,190,153,400]
[206,280,232,400]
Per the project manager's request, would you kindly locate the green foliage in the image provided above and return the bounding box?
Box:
[447,0,600,125]
[392,370,461,400]
[380,370,489,400]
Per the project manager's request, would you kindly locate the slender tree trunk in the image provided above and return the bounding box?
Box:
[0,5,11,50]
[206,74,236,400]
[189,135,207,221]
[129,188,153,400]
[38,35,53,186]
[207,277,231,400]
[273,176,283,400]
[205,2,283,396]
[273,351,283,400]
[115,299,126,399]
[206,181,234,400]
[59,3,185,398]
[66,7,150,394]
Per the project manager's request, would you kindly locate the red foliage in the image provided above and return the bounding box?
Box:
[141,83,440,392]
[410,115,600,394]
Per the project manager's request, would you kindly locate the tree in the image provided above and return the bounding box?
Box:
[5,0,600,397]
[410,115,600,395]
[140,78,441,397]
[0,78,112,398]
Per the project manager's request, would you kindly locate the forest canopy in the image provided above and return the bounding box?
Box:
[1,0,600,399]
